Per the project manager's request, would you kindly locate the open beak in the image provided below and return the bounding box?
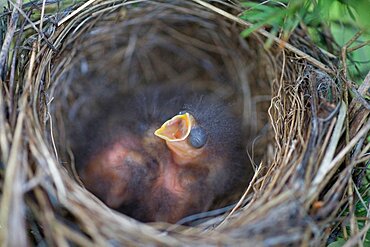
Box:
[154,113,203,165]
[154,113,193,142]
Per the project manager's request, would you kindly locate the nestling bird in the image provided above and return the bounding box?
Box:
[71,85,252,223]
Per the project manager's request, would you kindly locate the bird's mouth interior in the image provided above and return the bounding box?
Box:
[154,113,193,142]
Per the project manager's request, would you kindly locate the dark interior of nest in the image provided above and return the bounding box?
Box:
[49,2,273,225]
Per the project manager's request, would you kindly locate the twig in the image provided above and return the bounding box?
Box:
[0,0,20,78]
[340,31,365,166]
[358,70,370,96]
[343,222,370,247]
[345,78,370,110]
[344,30,364,49]
[329,119,370,170]
[310,102,346,191]
[347,40,370,53]
[47,111,59,162]
[57,0,100,26]
[8,0,57,52]
[38,0,47,53]
[216,164,263,229]
[348,179,361,246]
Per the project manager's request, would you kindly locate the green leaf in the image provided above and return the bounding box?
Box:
[328,239,346,247]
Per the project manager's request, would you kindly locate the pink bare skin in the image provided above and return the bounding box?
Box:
[80,128,224,223]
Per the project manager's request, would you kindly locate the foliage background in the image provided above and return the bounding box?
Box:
[241,0,370,82]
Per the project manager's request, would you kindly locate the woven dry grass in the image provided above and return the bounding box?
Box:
[0,0,369,246]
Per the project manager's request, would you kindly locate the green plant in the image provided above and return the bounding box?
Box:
[240,0,370,82]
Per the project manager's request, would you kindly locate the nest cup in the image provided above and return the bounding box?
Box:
[1,0,368,246]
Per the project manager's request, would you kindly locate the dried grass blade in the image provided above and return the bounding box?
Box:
[0,40,36,247]
[58,0,101,26]
[310,102,346,193]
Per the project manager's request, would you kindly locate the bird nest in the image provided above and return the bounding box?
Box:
[0,0,369,246]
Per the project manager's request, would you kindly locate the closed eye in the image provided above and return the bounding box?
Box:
[188,126,207,148]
